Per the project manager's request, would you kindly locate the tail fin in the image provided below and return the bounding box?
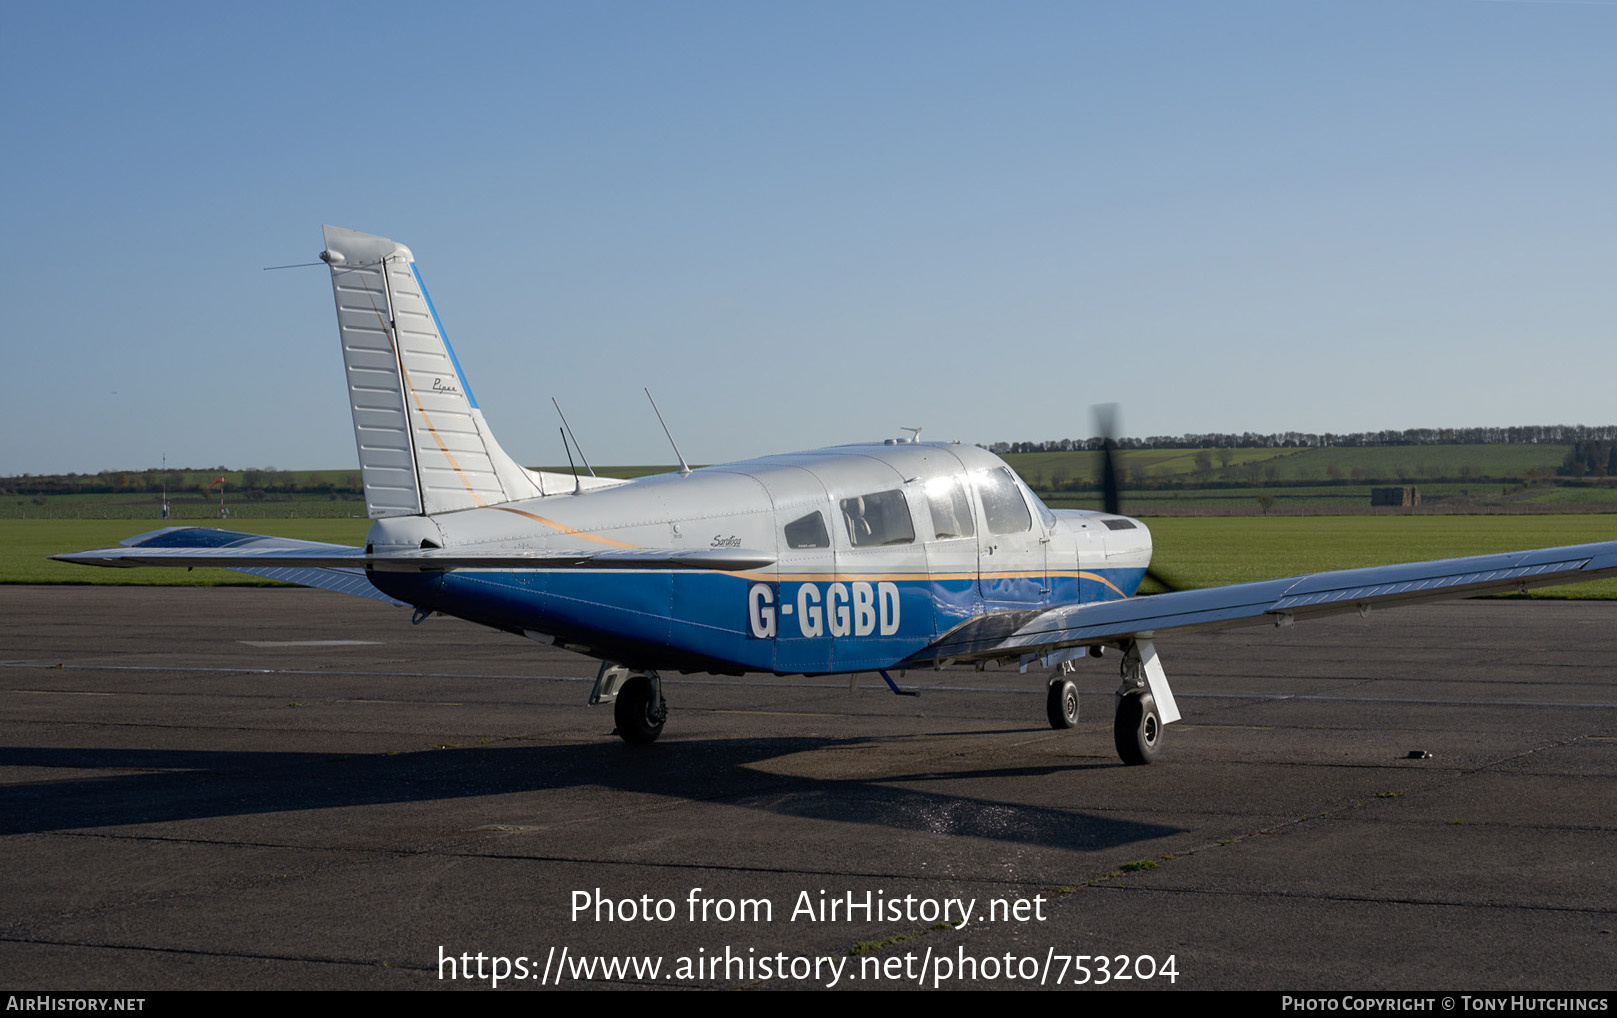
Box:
[322,226,546,517]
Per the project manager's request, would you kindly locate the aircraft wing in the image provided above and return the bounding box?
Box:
[917,541,1617,666]
[55,527,777,579]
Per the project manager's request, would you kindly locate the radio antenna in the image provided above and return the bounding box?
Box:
[644,388,691,476]
[551,398,596,477]
[559,428,582,495]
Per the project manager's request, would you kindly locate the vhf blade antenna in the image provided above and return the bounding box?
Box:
[551,397,596,477]
[644,388,691,476]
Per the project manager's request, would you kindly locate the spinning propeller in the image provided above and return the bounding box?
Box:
[1093,404,1184,595]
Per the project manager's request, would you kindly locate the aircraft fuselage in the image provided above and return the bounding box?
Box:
[365,442,1151,675]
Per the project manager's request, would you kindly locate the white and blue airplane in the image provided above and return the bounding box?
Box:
[57,227,1617,764]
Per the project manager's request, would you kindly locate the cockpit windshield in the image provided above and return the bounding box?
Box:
[974,466,1033,535]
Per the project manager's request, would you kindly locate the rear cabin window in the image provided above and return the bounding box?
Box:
[784,511,830,549]
[976,467,1033,535]
[924,476,975,540]
[840,490,915,547]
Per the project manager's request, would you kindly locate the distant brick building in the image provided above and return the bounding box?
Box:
[1370,486,1421,507]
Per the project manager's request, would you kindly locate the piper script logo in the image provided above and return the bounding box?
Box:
[747,581,900,639]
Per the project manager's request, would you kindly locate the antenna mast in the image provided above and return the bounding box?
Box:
[551,398,596,477]
[644,389,691,476]
[559,427,582,495]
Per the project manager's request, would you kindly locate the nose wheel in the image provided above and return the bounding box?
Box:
[1046,677,1079,729]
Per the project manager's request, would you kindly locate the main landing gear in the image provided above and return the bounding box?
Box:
[592,663,667,744]
[1043,639,1181,766]
[1113,690,1161,766]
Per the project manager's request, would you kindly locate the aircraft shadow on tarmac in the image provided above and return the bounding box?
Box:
[0,737,1180,849]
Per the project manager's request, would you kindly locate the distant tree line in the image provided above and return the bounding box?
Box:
[0,468,363,497]
[986,424,1617,455]
[1560,442,1617,479]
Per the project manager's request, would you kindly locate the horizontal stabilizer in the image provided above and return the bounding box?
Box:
[55,527,367,568]
[51,528,403,605]
[221,565,405,604]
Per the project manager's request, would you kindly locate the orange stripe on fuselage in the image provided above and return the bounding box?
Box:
[481,505,1131,598]
[493,506,643,549]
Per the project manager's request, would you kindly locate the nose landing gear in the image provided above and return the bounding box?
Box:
[1046,676,1080,729]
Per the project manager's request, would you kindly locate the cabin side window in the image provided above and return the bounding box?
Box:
[840,490,915,547]
[784,511,830,549]
[924,476,975,540]
[976,467,1033,535]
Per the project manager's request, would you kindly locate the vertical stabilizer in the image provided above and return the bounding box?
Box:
[322,226,545,517]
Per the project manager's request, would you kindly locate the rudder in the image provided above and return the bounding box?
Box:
[322,225,545,517]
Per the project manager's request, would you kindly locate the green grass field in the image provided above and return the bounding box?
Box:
[1140,515,1617,597]
[10,514,1614,597]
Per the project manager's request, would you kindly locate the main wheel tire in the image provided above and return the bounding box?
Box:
[613,675,666,744]
[1046,678,1079,729]
[1113,691,1161,765]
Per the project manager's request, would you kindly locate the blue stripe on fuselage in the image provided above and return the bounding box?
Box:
[369,567,1144,675]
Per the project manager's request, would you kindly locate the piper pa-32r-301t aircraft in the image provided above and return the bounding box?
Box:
[58,226,1617,764]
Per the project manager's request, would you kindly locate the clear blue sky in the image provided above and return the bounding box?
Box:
[4,0,1614,475]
